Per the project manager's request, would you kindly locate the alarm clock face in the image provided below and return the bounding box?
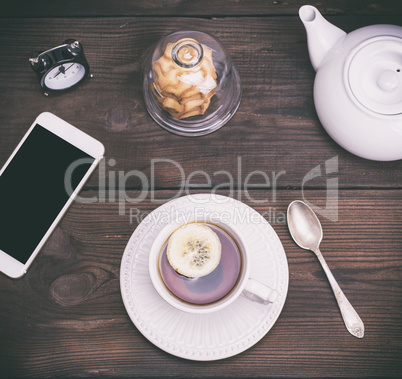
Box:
[44,63,86,90]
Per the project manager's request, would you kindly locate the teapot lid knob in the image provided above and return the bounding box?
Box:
[377,70,399,92]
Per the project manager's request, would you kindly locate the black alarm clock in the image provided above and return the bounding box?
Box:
[29,39,90,94]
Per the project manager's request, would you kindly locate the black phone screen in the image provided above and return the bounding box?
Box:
[0,124,95,263]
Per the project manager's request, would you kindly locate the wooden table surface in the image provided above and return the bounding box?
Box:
[1,0,402,377]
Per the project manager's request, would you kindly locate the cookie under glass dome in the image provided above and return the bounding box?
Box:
[143,30,242,136]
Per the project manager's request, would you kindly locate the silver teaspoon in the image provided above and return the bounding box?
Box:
[287,200,364,338]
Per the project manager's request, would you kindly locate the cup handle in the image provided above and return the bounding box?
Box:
[242,278,278,305]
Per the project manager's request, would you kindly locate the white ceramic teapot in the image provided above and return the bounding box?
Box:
[299,5,402,161]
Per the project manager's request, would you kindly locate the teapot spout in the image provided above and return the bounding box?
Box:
[299,5,346,71]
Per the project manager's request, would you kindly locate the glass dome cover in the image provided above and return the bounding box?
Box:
[143,30,242,136]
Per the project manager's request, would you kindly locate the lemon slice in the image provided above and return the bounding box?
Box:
[167,223,221,278]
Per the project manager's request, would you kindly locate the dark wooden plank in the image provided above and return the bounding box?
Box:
[1,16,402,190]
[2,0,402,17]
[0,189,401,377]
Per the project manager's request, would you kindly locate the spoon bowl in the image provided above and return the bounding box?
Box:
[287,200,322,252]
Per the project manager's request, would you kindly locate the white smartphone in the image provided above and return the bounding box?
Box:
[0,112,104,278]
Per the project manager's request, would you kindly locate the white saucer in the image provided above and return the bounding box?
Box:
[120,194,289,361]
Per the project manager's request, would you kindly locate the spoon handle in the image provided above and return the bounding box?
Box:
[315,249,364,338]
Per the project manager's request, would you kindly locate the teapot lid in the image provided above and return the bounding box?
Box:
[347,36,402,115]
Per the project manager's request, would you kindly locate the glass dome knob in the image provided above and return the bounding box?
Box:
[172,39,204,68]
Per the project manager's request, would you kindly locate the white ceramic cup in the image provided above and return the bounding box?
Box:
[149,220,278,314]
